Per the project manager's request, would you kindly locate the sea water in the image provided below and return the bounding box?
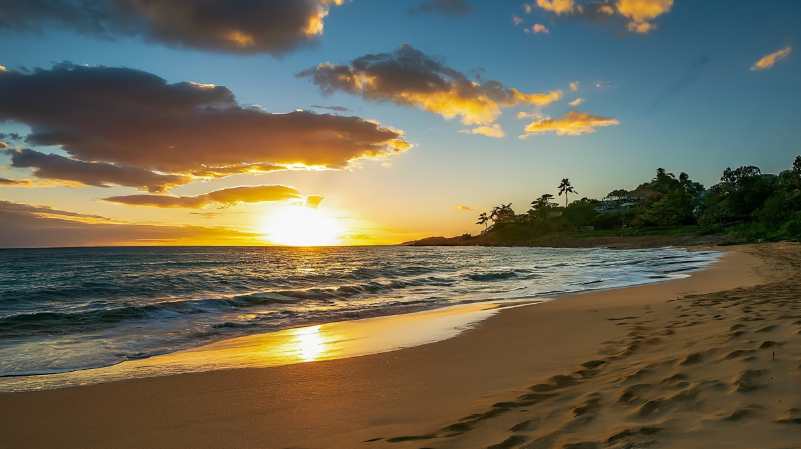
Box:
[0,246,720,381]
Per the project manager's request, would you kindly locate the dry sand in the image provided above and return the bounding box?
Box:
[1,243,799,449]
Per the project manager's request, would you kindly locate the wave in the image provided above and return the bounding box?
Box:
[0,246,722,381]
[464,271,521,281]
[0,276,466,337]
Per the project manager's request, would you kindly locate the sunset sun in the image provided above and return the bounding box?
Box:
[262,205,344,246]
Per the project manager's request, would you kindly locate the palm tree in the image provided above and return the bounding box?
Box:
[476,212,489,230]
[490,203,515,224]
[558,178,577,208]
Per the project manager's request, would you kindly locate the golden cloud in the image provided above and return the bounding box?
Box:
[751,46,792,71]
[615,0,673,33]
[516,111,543,120]
[535,0,576,14]
[299,44,562,126]
[520,110,619,137]
[568,98,584,106]
[569,81,579,91]
[513,15,524,25]
[459,124,506,138]
[452,205,475,211]
[533,0,672,34]
[529,24,550,34]
[101,185,305,209]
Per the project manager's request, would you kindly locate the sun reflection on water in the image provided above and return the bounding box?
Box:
[293,325,325,362]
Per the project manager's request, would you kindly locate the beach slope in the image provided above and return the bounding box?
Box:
[2,244,798,449]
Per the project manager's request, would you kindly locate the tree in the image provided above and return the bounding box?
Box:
[605,189,630,202]
[558,178,577,208]
[490,203,515,225]
[476,212,489,230]
[793,155,801,177]
[531,194,555,220]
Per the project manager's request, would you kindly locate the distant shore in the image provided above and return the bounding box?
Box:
[401,232,727,249]
[2,242,796,449]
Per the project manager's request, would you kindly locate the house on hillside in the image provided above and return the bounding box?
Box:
[594,201,637,215]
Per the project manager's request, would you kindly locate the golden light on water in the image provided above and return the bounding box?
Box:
[293,325,325,362]
[262,205,344,246]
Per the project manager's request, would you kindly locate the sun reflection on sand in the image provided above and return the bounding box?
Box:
[293,325,325,362]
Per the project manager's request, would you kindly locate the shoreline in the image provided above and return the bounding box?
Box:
[0,247,720,393]
[0,244,775,448]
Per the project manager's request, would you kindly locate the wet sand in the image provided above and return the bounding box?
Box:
[2,243,797,449]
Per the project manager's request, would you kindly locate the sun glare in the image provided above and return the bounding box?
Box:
[263,205,344,246]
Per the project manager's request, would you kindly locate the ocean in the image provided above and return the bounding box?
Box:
[0,246,720,382]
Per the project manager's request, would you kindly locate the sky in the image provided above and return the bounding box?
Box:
[0,0,799,247]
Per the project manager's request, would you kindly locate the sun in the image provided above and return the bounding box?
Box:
[262,205,344,246]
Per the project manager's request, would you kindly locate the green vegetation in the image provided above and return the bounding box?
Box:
[473,156,801,244]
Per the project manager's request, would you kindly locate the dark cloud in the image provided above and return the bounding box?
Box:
[311,104,349,112]
[0,63,409,186]
[298,44,561,125]
[0,177,32,186]
[0,200,261,248]
[0,132,21,140]
[0,0,344,55]
[7,148,190,192]
[408,0,473,16]
[101,185,304,208]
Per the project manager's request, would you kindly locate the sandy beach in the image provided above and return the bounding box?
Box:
[2,243,799,449]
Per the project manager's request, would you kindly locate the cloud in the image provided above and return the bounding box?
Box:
[0,0,345,55]
[452,205,475,211]
[569,81,579,91]
[0,178,32,186]
[532,24,550,34]
[516,111,543,120]
[0,63,409,186]
[311,104,349,112]
[751,46,792,71]
[615,0,673,33]
[532,0,672,34]
[0,132,22,141]
[0,142,6,149]
[304,195,325,209]
[298,44,562,125]
[0,200,262,247]
[6,148,190,192]
[520,110,619,137]
[513,15,524,25]
[459,124,505,138]
[408,0,473,16]
[535,0,575,14]
[101,185,304,208]
[568,98,584,106]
